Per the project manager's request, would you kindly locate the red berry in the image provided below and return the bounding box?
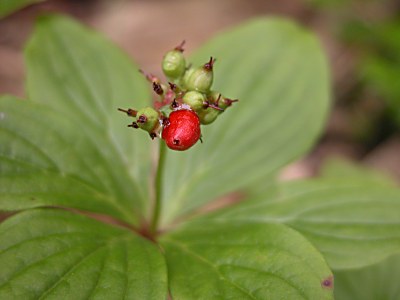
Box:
[162,110,201,151]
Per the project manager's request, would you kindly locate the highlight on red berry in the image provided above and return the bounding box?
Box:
[118,41,238,151]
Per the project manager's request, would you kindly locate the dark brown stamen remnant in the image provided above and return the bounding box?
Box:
[171,98,179,109]
[118,108,137,117]
[128,122,139,129]
[214,94,222,105]
[203,101,224,111]
[149,132,157,140]
[173,139,180,145]
[137,115,147,123]
[153,82,164,95]
[168,82,178,91]
[204,57,216,71]
[224,98,239,107]
[174,40,186,52]
[162,117,170,127]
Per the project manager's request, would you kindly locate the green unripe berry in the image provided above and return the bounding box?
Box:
[184,57,215,93]
[181,67,194,88]
[184,67,213,93]
[136,107,159,133]
[162,50,186,80]
[198,107,219,125]
[183,91,206,112]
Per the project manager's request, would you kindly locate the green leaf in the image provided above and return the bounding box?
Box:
[160,18,330,226]
[0,96,132,223]
[0,209,167,299]
[203,179,400,270]
[0,0,44,18]
[334,253,400,300]
[0,16,152,224]
[161,220,333,300]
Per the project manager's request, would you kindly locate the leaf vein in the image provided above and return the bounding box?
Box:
[165,239,258,300]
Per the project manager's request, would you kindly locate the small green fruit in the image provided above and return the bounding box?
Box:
[184,57,215,93]
[162,50,186,80]
[181,67,195,89]
[198,107,219,125]
[183,91,206,112]
[136,107,160,133]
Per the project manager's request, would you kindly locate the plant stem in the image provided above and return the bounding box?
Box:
[151,140,167,235]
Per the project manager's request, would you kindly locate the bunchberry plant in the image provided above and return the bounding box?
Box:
[1,14,400,300]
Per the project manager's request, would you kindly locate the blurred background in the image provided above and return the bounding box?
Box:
[1,0,399,181]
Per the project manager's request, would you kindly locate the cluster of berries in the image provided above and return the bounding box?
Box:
[119,41,238,151]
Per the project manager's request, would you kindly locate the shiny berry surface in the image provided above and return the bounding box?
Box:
[162,110,201,151]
